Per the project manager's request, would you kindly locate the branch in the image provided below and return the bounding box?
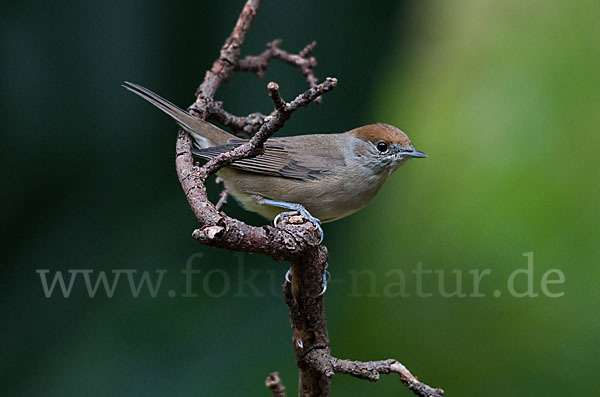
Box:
[168,0,444,396]
[214,177,228,210]
[265,372,287,397]
[202,39,322,137]
[237,39,320,102]
[192,0,262,111]
[294,349,443,397]
[206,102,265,138]
[330,357,444,397]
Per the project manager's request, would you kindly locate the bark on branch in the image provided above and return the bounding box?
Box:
[171,0,444,395]
[329,357,444,396]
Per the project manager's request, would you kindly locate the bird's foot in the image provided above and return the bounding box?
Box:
[263,199,323,243]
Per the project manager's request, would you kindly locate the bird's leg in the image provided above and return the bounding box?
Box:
[260,198,324,243]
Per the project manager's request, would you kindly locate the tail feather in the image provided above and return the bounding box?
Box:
[122,81,234,147]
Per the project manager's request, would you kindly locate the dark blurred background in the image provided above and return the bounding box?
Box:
[2,0,599,395]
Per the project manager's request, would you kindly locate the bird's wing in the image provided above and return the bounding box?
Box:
[192,135,346,181]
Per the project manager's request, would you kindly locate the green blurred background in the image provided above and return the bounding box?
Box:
[2,0,599,395]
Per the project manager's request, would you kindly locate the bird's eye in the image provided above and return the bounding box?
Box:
[376,141,388,153]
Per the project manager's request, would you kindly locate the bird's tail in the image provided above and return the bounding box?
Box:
[122,81,234,147]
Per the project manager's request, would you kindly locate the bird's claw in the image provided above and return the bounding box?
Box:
[284,262,330,296]
[318,264,331,296]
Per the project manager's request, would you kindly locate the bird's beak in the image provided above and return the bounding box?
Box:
[405,149,428,158]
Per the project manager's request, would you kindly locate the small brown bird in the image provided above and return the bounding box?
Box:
[124,82,426,237]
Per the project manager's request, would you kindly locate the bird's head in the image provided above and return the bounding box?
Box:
[348,123,427,175]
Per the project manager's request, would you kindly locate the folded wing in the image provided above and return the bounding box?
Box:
[192,135,345,181]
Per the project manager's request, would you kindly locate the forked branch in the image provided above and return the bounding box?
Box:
[172,0,443,395]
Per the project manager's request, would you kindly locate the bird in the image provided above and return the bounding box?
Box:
[123,82,427,240]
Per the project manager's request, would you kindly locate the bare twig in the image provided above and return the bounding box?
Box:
[237,39,320,102]
[330,357,444,397]
[206,101,265,138]
[389,361,445,397]
[214,177,228,210]
[265,372,287,397]
[197,37,322,137]
[267,82,286,111]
